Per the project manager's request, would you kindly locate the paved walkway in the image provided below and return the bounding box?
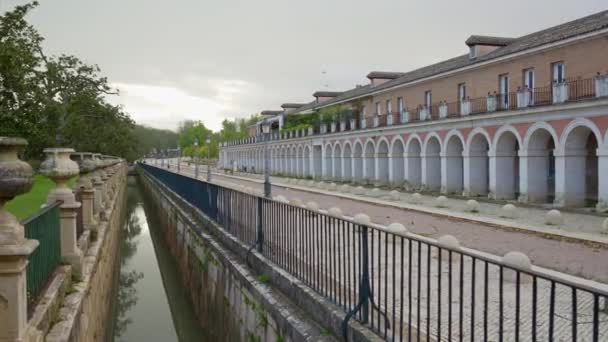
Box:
[151,160,608,285]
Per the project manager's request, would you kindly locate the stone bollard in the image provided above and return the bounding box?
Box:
[40,148,83,275]
[501,204,518,219]
[465,199,480,213]
[0,137,39,342]
[274,195,289,204]
[602,218,608,235]
[339,184,350,193]
[409,192,423,204]
[73,153,97,230]
[289,198,303,207]
[353,213,370,225]
[328,207,343,217]
[389,190,401,201]
[545,209,563,225]
[434,195,449,208]
[502,251,532,283]
[386,222,407,234]
[305,201,319,211]
[436,235,460,262]
[367,188,382,198]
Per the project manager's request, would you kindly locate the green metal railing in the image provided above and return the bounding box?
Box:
[22,201,62,301]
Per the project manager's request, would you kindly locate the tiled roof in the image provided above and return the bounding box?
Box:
[289,10,608,114]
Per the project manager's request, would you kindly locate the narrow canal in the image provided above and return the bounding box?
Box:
[108,176,206,341]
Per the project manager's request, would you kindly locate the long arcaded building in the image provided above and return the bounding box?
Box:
[219,10,608,211]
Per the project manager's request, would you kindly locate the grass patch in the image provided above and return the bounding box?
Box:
[6,175,77,221]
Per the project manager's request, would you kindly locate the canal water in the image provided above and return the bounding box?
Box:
[108,177,205,341]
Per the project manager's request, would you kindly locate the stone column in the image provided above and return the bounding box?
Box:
[553,149,587,207]
[597,147,608,212]
[74,153,97,230]
[0,137,39,342]
[91,154,104,218]
[40,148,83,275]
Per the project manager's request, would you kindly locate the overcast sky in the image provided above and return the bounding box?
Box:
[3,0,606,131]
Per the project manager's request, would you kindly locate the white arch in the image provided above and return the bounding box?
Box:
[443,130,465,194]
[522,121,559,152]
[491,125,523,154]
[557,118,603,154]
[405,134,423,153]
[556,118,602,207]
[333,142,343,180]
[342,141,353,181]
[423,132,443,154]
[465,127,491,155]
[443,129,466,154]
[375,137,391,155]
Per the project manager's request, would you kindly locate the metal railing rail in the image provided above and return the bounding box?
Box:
[140,163,608,341]
[21,201,62,302]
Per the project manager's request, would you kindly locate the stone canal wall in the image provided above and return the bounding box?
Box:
[27,162,128,342]
[138,166,374,341]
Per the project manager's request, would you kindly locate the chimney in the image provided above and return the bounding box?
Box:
[366,71,405,87]
[313,91,343,104]
[465,35,515,59]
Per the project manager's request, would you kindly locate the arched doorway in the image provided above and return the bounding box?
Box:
[391,139,405,186]
[376,140,389,184]
[334,144,343,180]
[353,142,364,182]
[560,125,599,207]
[423,136,442,191]
[444,134,464,194]
[492,130,520,199]
[523,127,556,203]
[466,133,490,196]
[324,144,333,180]
[343,143,353,181]
[364,140,376,183]
[406,138,422,189]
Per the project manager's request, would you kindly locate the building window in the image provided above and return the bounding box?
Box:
[375,102,381,115]
[499,74,509,106]
[552,62,565,83]
[386,99,392,114]
[397,97,404,113]
[458,83,466,101]
[523,68,535,89]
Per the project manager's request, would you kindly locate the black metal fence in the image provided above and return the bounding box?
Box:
[141,163,608,341]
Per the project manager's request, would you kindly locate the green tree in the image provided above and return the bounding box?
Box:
[0,2,138,161]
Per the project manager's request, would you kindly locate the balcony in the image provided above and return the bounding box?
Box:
[221,73,608,147]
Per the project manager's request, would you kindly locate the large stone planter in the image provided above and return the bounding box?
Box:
[0,137,38,342]
[40,147,83,274]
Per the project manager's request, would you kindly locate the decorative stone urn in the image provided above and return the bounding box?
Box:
[40,148,80,207]
[0,137,39,342]
[0,137,34,245]
[40,147,83,274]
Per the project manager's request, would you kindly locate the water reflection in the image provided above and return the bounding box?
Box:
[110,178,205,341]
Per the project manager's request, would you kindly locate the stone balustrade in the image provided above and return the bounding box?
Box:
[0,136,126,342]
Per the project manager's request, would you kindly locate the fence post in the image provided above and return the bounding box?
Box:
[256,197,264,253]
[40,148,83,275]
[0,137,39,342]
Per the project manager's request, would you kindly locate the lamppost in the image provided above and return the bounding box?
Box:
[193,139,199,178]
[206,137,211,182]
[262,120,271,197]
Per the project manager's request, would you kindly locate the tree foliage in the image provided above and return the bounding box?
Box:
[0,2,138,161]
